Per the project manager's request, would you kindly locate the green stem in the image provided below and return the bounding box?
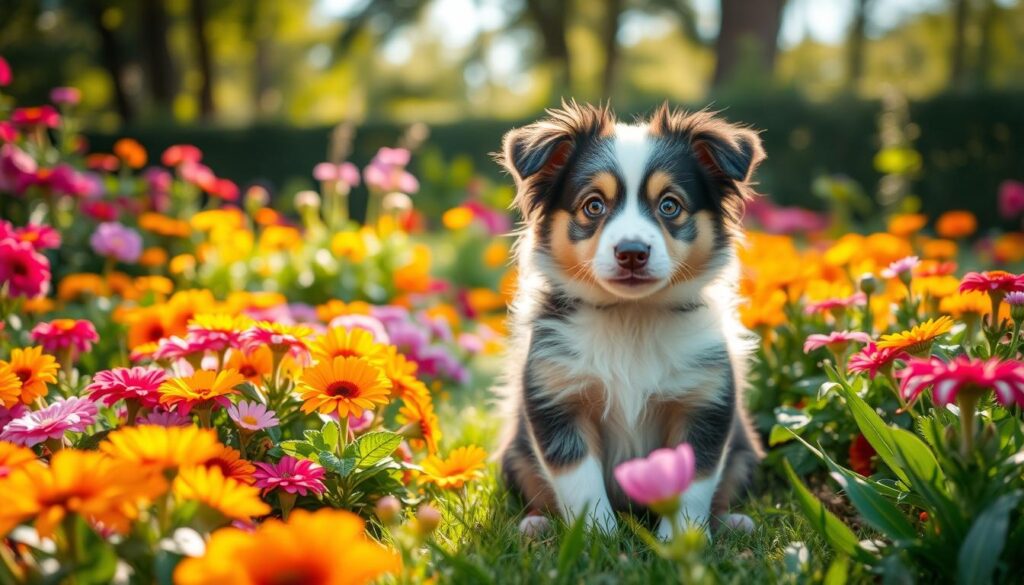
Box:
[958,393,979,460]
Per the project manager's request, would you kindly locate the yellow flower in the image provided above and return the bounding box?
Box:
[310,327,388,363]
[191,208,245,233]
[167,289,219,335]
[0,363,21,408]
[939,291,992,318]
[4,346,59,405]
[935,210,977,239]
[420,445,487,489]
[394,244,432,294]
[190,313,254,337]
[740,289,787,331]
[57,273,107,301]
[0,450,166,537]
[100,425,223,472]
[170,253,197,275]
[331,231,368,263]
[315,299,373,322]
[297,356,392,418]
[886,213,927,238]
[912,275,959,300]
[173,509,401,585]
[159,369,245,412]
[258,225,301,254]
[173,465,269,521]
[442,206,474,230]
[0,441,37,478]
[397,390,442,454]
[877,316,954,354]
[225,346,273,385]
[483,240,509,268]
[378,347,422,399]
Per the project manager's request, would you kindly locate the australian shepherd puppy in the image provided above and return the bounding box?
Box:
[496,101,764,539]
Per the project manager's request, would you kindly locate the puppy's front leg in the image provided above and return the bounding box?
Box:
[525,383,616,532]
[657,395,733,540]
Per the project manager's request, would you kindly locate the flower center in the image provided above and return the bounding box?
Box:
[239,365,257,378]
[15,369,31,384]
[242,415,258,426]
[325,381,360,398]
[12,261,28,276]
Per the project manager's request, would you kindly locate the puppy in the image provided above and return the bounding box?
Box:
[495,101,764,539]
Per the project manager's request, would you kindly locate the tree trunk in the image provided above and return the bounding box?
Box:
[601,0,624,99]
[190,0,215,118]
[89,0,134,123]
[140,0,176,109]
[525,0,572,92]
[846,0,870,90]
[712,0,786,88]
[949,0,969,89]
[975,0,997,88]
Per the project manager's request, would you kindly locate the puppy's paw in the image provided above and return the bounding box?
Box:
[721,513,755,534]
[518,515,552,538]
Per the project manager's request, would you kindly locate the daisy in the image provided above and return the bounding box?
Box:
[803,331,872,354]
[227,400,280,431]
[29,319,99,359]
[173,509,400,585]
[225,346,273,384]
[86,366,167,409]
[419,445,487,489]
[172,465,269,522]
[877,316,954,355]
[309,327,388,363]
[187,313,254,353]
[296,356,392,419]
[100,425,223,472]
[2,346,60,404]
[0,397,97,447]
[252,455,327,496]
[153,334,221,362]
[239,321,314,358]
[159,369,245,415]
[847,342,908,379]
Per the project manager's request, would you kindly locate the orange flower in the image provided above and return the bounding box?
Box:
[420,445,487,489]
[993,232,1024,263]
[58,273,107,301]
[940,291,991,318]
[139,213,191,238]
[100,425,223,472]
[3,346,59,404]
[921,238,958,261]
[394,244,431,293]
[173,465,269,521]
[886,213,927,238]
[127,307,170,349]
[297,356,391,418]
[139,247,169,267]
[113,137,147,169]
[225,346,273,385]
[159,369,245,413]
[0,441,37,478]
[310,327,388,363]
[740,289,787,332]
[397,390,441,454]
[935,210,977,239]
[201,445,256,484]
[877,316,954,355]
[315,299,373,322]
[0,363,21,408]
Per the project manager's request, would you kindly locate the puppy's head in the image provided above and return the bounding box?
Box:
[499,101,765,304]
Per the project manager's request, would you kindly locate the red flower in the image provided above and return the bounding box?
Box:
[897,356,1024,408]
[161,144,203,167]
[848,433,875,477]
[10,106,60,128]
[0,56,11,86]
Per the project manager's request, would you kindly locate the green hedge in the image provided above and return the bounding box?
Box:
[86,92,1024,228]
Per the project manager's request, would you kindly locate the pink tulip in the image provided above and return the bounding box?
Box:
[614,443,695,515]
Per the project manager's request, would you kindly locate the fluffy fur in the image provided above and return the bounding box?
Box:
[495,101,765,537]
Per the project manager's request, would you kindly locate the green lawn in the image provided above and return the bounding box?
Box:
[421,360,859,584]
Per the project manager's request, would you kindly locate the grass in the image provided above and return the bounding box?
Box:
[418,360,863,584]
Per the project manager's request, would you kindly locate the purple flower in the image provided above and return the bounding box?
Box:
[49,87,81,106]
[882,256,920,279]
[0,398,97,447]
[463,200,511,235]
[90,222,142,263]
[253,456,326,496]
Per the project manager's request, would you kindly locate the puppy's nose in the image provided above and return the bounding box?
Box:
[614,241,650,270]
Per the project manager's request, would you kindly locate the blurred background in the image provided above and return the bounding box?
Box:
[2,0,1022,227]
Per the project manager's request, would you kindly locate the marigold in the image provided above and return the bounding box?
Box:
[99,425,223,472]
[939,291,991,318]
[935,210,977,239]
[127,307,171,349]
[877,316,954,355]
[297,356,392,418]
[159,369,245,414]
[173,509,401,585]
[173,465,269,521]
[138,212,191,238]
[420,445,487,489]
[921,238,958,260]
[3,346,59,404]
[57,273,107,301]
[0,449,166,537]
[740,289,787,331]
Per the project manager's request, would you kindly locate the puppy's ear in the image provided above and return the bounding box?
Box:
[498,100,614,217]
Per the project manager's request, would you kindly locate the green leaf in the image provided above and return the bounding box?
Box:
[769,424,798,446]
[71,516,119,585]
[320,421,339,452]
[840,385,916,486]
[304,429,329,452]
[319,451,356,477]
[426,541,495,585]
[825,462,916,543]
[278,440,317,460]
[355,431,402,468]
[557,509,588,583]
[957,491,1022,585]
[783,461,872,564]
[824,555,849,585]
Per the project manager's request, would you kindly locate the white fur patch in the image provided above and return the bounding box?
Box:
[722,513,755,533]
[518,515,552,538]
[550,455,617,533]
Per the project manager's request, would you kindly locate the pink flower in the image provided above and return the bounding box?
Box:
[49,164,98,198]
[49,87,82,106]
[161,144,203,167]
[90,222,142,263]
[0,237,51,298]
[30,319,99,357]
[0,398,97,447]
[804,292,866,316]
[998,180,1024,220]
[252,456,326,496]
[186,322,244,353]
[313,162,361,187]
[803,331,871,354]
[744,198,829,234]
[0,403,28,431]
[153,335,219,361]
[0,56,10,86]
[364,147,419,194]
[327,314,390,344]
[207,177,239,201]
[882,255,920,279]
[10,223,61,251]
[848,342,907,379]
[10,106,60,128]
[959,271,1024,295]
[1007,291,1024,307]
[86,366,167,408]
[137,407,191,427]
[227,401,279,431]
[239,324,312,359]
[897,356,1024,407]
[614,443,695,513]
[0,143,38,194]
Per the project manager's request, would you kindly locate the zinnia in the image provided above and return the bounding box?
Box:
[0,237,51,298]
[803,331,871,355]
[614,443,695,515]
[847,342,907,379]
[87,366,167,408]
[252,455,327,496]
[0,397,97,447]
[29,319,99,358]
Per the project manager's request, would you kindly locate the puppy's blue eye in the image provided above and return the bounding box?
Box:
[583,197,606,218]
[658,196,682,218]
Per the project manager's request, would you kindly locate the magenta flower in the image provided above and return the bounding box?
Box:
[49,164,98,198]
[959,271,1024,295]
[804,292,866,316]
[0,56,10,86]
[615,443,695,514]
[153,334,220,361]
[87,366,167,408]
[49,87,82,106]
[137,407,191,427]
[0,403,28,431]
[897,356,1024,408]
[313,161,361,187]
[998,180,1024,220]
[10,106,60,128]
[30,319,99,358]
[0,398,97,447]
[0,237,51,298]
[848,342,907,379]
[227,401,279,431]
[882,255,920,280]
[90,222,142,264]
[0,143,37,194]
[744,198,829,234]
[803,331,871,354]
[253,456,326,496]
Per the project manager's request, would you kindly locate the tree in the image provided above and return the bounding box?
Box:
[523,0,573,91]
[949,0,969,88]
[847,0,871,90]
[600,0,625,98]
[88,0,134,122]
[189,0,215,118]
[711,0,786,88]
[139,0,177,110]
